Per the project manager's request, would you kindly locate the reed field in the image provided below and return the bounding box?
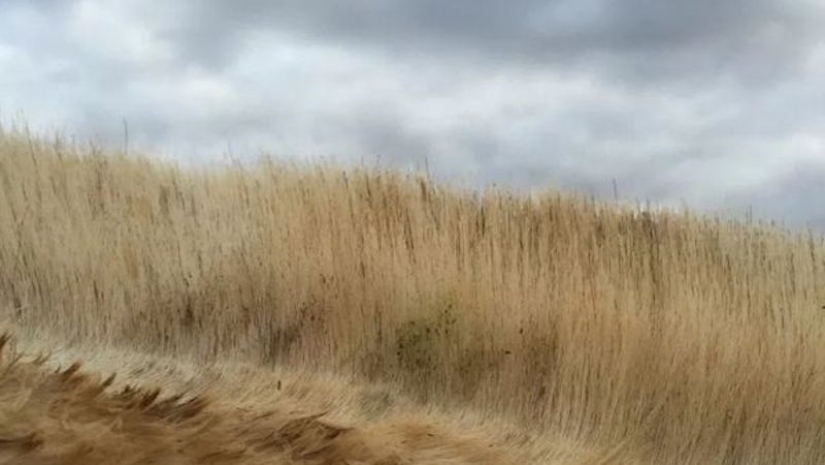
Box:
[1,128,825,464]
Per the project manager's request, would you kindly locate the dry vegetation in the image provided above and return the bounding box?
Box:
[1,128,825,464]
[0,333,538,465]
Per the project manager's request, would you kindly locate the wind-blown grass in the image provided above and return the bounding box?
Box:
[1,129,825,464]
[1,333,526,465]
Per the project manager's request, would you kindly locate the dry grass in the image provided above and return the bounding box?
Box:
[0,333,533,465]
[1,128,825,464]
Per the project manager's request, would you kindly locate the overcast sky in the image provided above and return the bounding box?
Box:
[1,1,824,230]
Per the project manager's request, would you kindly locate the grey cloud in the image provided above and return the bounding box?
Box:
[147,0,825,87]
[8,1,825,88]
[722,161,825,230]
[339,116,434,169]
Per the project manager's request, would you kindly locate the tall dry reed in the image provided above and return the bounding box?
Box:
[2,129,825,464]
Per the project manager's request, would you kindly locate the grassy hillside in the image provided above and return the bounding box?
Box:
[2,129,825,464]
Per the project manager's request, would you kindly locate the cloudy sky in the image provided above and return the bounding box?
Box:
[1,1,824,229]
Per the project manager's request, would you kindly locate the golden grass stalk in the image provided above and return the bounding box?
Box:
[2,129,825,464]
